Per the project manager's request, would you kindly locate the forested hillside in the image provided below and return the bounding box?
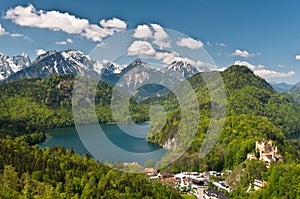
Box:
[0,75,150,143]
[148,65,300,172]
[0,138,181,198]
[1,65,300,198]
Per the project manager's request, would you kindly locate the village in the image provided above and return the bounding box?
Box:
[139,140,282,199]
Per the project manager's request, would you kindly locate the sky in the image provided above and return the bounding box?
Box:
[0,0,300,83]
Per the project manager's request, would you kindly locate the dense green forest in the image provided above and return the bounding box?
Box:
[1,65,300,198]
[0,75,150,144]
[0,137,181,198]
[148,66,300,171]
[147,65,300,197]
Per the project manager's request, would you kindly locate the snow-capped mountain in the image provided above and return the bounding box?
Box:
[116,59,177,97]
[2,50,206,99]
[5,50,99,82]
[0,52,31,80]
[3,50,128,83]
[97,60,125,85]
[161,60,208,81]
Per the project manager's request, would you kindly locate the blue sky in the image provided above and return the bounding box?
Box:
[0,0,300,83]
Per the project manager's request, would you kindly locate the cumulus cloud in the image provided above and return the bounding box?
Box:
[127,40,205,67]
[255,69,295,78]
[127,40,156,57]
[132,24,171,49]
[177,37,203,49]
[100,18,127,30]
[295,55,300,60]
[133,25,152,39]
[234,60,295,79]
[151,24,171,49]
[155,51,180,64]
[56,38,73,45]
[4,4,127,42]
[128,24,207,67]
[232,49,255,58]
[35,49,46,56]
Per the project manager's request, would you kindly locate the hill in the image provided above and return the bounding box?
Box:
[1,64,300,197]
[270,82,293,93]
[147,65,300,172]
[288,81,300,103]
[0,75,150,143]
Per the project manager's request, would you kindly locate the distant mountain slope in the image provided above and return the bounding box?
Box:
[0,52,31,80]
[116,59,177,96]
[288,81,300,103]
[4,50,99,82]
[153,65,300,140]
[270,82,293,93]
[160,60,208,81]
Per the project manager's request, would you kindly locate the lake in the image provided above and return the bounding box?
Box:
[40,123,167,166]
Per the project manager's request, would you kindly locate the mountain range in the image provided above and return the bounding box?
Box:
[0,50,205,99]
[3,49,300,103]
[1,50,201,84]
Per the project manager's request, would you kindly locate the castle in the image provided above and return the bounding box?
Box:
[255,140,282,168]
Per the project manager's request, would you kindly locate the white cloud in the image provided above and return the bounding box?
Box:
[131,24,171,49]
[0,23,26,38]
[100,18,127,30]
[5,4,127,42]
[219,43,226,47]
[5,4,88,34]
[155,51,179,64]
[128,24,207,67]
[177,37,203,49]
[215,42,226,47]
[234,60,263,70]
[127,40,156,57]
[133,25,152,39]
[0,24,8,35]
[56,41,67,45]
[66,38,73,43]
[151,24,171,49]
[9,33,24,37]
[35,49,46,56]
[232,49,255,58]
[255,69,295,78]
[56,38,73,45]
[295,55,300,60]
[234,60,295,79]
[127,40,204,66]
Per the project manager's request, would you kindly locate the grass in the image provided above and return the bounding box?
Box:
[180,194,196,199]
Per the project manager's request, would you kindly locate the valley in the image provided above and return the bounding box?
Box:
[0,49,300,198]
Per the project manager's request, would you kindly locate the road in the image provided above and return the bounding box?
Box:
[196,187,204,199]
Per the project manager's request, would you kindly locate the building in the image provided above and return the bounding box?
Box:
[143,168,156,176]
[253,179,266,191]
[256,140,282,168]
[247,153,257,160]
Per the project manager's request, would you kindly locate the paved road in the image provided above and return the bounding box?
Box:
[196,187,204,199]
